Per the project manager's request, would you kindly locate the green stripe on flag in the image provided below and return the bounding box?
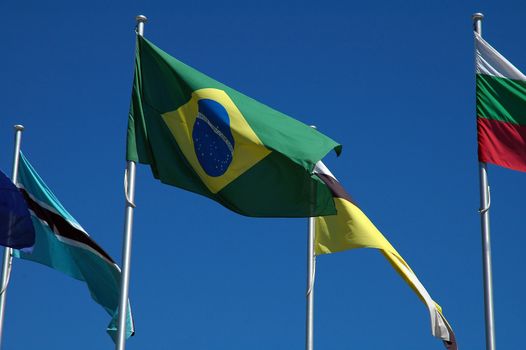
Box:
[477,73,526,126]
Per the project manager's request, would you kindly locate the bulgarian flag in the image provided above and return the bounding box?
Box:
[314,162,457,350]
[476,32,526,172]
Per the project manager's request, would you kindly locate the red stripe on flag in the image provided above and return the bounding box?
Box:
[478,117,526,172]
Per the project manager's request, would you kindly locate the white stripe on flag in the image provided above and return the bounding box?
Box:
[30,213,118,268]
[385,251,450,341]
[475,32,526,80]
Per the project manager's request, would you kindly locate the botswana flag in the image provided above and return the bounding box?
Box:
[0,169,34,249]
[12,152,134,342]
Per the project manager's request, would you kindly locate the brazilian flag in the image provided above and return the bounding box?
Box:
[126,36,342,217]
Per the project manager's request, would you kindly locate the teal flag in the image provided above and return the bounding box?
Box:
[12,152,134,342]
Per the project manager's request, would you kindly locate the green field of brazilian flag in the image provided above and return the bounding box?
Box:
[127,36,342,217]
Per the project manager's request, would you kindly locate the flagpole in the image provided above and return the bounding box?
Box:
[305,216,315,350]
[115,15,146,350]
[473,12,496,350]
[306,127,317,350]
[0,125,25,348]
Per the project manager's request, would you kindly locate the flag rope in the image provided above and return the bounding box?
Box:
[306,255,316,297]
[124,168,136,208]
[478,186,491,214]
[0,256,13,296]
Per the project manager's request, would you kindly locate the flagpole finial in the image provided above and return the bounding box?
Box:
[136,15,147,23]
[472,13,484,21]
[13,125,24,132]
[135,15,147,37]
[472,13,484,35]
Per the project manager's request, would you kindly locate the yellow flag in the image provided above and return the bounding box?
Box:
[314,161,456,350]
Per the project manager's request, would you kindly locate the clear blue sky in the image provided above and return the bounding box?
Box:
[1,1,525,349]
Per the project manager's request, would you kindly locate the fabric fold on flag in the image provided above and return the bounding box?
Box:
[126,35,342,217]
[12,152,134,342]
[313,162,456,350]
[0,169,35,249]
[475,32,526,172]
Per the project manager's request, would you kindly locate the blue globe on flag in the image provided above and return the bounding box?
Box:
[192,99,235,177]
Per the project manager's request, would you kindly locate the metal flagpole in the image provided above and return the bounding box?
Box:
[306,129,316,350]
[115,15,146,350]
[473,12,496,350]
[305,216,315,350]
[0,125,25,348]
